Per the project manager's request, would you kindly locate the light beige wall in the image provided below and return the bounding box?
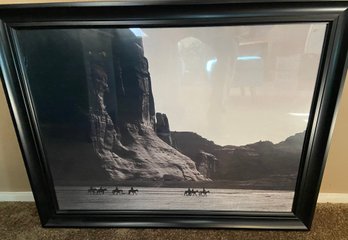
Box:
[0,0,347,193]
[320,72,348,193]
[0,82,31,191]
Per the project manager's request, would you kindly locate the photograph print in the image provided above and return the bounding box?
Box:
[15,23,326,212]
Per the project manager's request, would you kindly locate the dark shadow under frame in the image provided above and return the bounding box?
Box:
[0,0,348,229]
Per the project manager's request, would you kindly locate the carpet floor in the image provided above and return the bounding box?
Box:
[0,202,347,240]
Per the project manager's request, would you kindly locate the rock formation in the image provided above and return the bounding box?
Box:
[155,113,173,146]
[86,30,206,182]
[19,28,304,189]
[18,29,206,185]
[172,131,306,189]
[196,151,217,178]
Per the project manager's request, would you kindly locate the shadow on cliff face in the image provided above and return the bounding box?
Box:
[17,29,207,185]
[87,29,206,182]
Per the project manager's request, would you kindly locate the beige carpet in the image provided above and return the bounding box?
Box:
[0,202,347,240]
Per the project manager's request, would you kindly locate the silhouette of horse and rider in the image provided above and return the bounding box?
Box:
[112,187,124,195]
[199,188,210,196]
[88,186,139,195]
[113,186,138,195]
[88,186,107,195]
[88,186,97,194]
[128,187,138,195]
[184,188,210,196]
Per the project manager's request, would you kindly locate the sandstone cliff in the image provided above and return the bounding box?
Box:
[87,30,206,182]
[18,29,206,185]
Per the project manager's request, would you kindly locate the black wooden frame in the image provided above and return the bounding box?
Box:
[0,0,347,229]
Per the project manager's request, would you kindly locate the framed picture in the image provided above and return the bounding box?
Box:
[0,0,347,229]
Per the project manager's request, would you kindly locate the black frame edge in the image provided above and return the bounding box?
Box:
[0,21,55,226]
[0,1,347,229]
[293,7,348,229]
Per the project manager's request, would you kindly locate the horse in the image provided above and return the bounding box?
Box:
[184,188,193,196]
[199,189,210,196]
[184,189,198,196]
[112,188,124,195]
[128,188,138,195]
[190,189,199,196]
[96,187,107,195]
[88,187,97,194]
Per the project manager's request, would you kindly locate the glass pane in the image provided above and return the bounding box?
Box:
[15,23,327,212]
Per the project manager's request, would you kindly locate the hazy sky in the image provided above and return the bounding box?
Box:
[141,23,327,146]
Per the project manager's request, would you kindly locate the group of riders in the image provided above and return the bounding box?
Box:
[87,186,138,195]
[184,188,210,196]
[87,186,210,196]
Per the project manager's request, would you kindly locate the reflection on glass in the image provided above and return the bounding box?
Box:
[16,23,326,212]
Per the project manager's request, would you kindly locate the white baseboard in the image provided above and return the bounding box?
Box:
[0,191,347,203]
[0,192,34,201]
[317,193,348,203]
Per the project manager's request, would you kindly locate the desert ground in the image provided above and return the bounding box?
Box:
[55,186,294,212]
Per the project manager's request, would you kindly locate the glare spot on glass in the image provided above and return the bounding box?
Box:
[237,56,261,61]
[129,28,147,37]
[288,113,310,117]
[206,58,217,72]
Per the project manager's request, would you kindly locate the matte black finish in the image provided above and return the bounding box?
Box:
[0,0,347,229]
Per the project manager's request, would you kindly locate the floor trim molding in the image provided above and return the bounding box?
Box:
[0,191,347,203]
[0,192,34,201]
[317,193,348,203]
